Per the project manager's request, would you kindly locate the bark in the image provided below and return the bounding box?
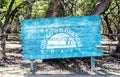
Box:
[103,14,115,40]
[1,0,15,60]
[89,0,120,56]
[115,36,120,53]
[45,0,66,18]
[10,1,28,23]
[25,0,33,19]
[89,0,112,15]
[115,0,120,53]
[43,0,66,62]
[10,0,36,23]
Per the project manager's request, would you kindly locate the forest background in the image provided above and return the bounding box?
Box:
[0,0,120,75]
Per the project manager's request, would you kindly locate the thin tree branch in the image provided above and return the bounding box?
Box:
[1,0,15,59]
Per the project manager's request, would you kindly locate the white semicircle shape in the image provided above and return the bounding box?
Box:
[47,33,76,49]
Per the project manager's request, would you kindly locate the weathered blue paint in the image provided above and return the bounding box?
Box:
[20,15,103,60]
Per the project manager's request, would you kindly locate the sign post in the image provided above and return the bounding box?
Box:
[30,59,35,74]
[20,15,103,73]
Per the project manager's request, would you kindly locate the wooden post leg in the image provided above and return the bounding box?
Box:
[30,59,35,74]
[91,56,95,71]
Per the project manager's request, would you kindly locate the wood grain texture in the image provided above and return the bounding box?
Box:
[20,15,103,60]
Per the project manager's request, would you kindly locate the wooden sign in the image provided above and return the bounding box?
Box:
[20,15,103,60]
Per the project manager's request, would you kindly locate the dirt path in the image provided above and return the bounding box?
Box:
[0,39,120,76]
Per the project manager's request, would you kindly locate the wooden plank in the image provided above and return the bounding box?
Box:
[20,15,103,60]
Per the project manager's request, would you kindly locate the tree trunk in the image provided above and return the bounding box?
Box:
[89,0,120,57]
[45,0,66,18]
[43,0,66,62]
[89,0,112,15]
[103,14,115,40]
[1,0,15,60]
[115,0,120,54]
[25,0,33,19]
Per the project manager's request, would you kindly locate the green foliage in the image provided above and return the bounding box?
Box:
[106,0,119,21]
[0,0,96,24]
[0,0,50,32]
[65,0,96,16]
[0,0,7,8]
[32,0,50,18]
[0,0,119,35]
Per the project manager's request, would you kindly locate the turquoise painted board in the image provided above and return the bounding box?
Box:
[20,15,103,60]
